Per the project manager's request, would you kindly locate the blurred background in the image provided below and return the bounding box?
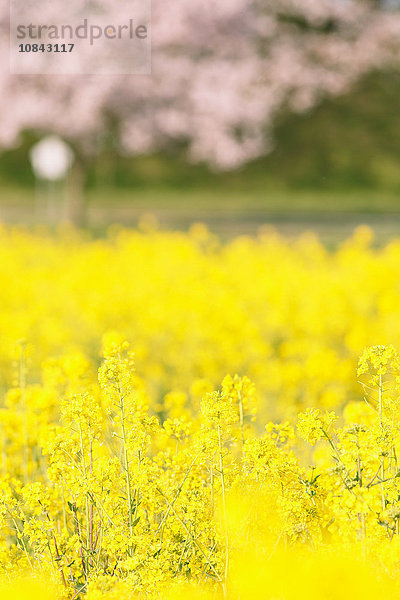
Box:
[3,0,400,243]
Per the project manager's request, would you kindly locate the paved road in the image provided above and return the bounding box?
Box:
[1,198,400,244]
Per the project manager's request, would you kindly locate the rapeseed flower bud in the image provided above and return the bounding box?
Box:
[297,408,337,445]
[201,391,237,426]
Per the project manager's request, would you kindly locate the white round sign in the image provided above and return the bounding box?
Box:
[30,136,74,181]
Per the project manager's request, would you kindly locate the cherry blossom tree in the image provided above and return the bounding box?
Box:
[1,0,400,220]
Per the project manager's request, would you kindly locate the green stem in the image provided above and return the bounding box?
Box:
[378,374,386,513]
[118,389,133,542]
[238,390,245,447]
[218,424,228,599]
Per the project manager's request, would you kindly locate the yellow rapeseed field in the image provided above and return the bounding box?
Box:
[1,223,400,598]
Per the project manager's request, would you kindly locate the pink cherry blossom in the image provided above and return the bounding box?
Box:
[1,0,400,169]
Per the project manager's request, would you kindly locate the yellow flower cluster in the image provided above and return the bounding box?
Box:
[0,223,397,422]
[297,408,336,445]
[1,225,400,598]
[1,337,400,599]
